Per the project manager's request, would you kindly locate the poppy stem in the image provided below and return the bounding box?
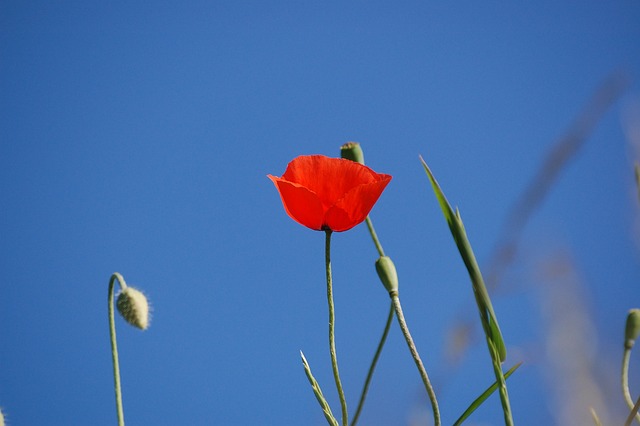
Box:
[350,301,394,426]
[108,273,127,426]
[365,216,385,257]
[622,345,640,424]
[325,229,348,426]
[390,293,441,426]
[350,214,393,426]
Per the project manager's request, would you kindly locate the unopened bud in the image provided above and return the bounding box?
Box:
[117,287,150,330]
[340,142,365,165]
[625,309,640,349]
[375,256,398,295]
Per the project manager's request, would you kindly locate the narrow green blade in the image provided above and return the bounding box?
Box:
[453,363,521,426]
[419,156,506,361]
[300,351,340,426]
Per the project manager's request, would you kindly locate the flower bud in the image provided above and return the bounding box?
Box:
[340,142,365,165]
[117,287,150,330]
[375,256,398,295]
[625,308,640,349]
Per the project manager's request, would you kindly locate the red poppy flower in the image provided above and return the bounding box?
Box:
[268,155,392,232]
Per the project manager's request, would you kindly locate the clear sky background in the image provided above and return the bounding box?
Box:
[2,2,640,425]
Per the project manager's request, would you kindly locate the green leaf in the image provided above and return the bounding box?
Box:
[300,351,340,426]
[419,155,506,361]
[453,362,522,426]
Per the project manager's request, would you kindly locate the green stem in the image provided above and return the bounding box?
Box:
[390,293,441,426]
[365,216,385,257]
[108,273,127,426]
[325,229,348,426]
[349,214,391,425]
[488,338,513,426]
[622,346,640,424]
[351,302,394,426]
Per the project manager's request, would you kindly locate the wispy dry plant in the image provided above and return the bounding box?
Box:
[443,72,630,367]
[536,249,611,425]
[485,72,630,292]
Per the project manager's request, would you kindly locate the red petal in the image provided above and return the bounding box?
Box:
[268,175,324,230]
[326,176,392,231]
[323,206,353,232]
[282,156,379,208]
[271,155,392,232]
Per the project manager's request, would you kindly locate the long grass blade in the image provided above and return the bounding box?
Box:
[420,156,514,425]
[419,156,506,361]
[300,351,340,426]
[453,362,521,426]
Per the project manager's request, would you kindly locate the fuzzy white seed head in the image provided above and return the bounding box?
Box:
[0,407,5,426]
[116,286,150,330]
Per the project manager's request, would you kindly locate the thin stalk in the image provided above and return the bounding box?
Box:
[325,229,348,426]
[350,302,394,426]
[108,272,127,426]
[622,347,640,424]
[365,216,385,257]
[348,214,391,425]
[589,407,602,426]
[391,293,441,426]
[487,338,513,426]
[625,396,640,426]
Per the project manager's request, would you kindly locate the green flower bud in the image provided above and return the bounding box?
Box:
[625,308,640,349]
[375,256,398,295]
[340,142,365,165]
[117,286,150,330]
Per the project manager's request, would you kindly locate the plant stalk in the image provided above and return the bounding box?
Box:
[622,347,640,424]
[365,216,385,257]
[351,302,394,426]
[325,229,348,426]
[108,272,127,426]
[391,293,440,426]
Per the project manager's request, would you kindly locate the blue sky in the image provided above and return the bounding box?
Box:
[1,1,640,425]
